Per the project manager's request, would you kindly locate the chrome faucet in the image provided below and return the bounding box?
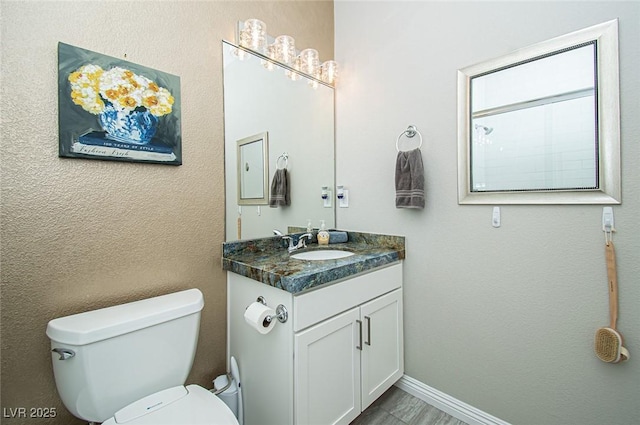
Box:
[283,233,313,253]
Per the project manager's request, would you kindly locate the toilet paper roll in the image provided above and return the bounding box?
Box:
[244,302,277,335]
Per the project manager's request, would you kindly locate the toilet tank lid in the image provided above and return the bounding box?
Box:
[46,289,204,346]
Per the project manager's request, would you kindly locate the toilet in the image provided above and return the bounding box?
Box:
[46,288,240,425]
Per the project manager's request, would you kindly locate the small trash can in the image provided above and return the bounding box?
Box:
[211,357,243,425]
[213,373,238,418]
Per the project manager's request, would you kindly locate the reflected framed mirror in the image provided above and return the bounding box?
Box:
[223,41,335,240]
[237,132,269,205]
[457,19,620,204]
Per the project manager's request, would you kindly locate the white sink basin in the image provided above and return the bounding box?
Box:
[291,250,355,261]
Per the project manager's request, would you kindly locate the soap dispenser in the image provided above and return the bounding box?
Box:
[317,220,329,245]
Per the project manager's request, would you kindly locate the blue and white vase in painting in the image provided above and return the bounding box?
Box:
[99,103,159,144]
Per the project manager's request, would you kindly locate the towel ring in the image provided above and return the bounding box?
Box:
[396,125,423,152]
[276,153,288,170]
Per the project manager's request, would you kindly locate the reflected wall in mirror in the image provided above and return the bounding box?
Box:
[237,132,269,205]
[223,41,335,240]
[457,19,620,204]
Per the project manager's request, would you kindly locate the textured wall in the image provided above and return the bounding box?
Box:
[335,2,639,425]
[0,1,333,423]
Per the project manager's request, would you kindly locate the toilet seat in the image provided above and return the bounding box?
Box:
[102,384,239,425]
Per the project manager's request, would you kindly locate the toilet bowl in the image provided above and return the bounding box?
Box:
[46,289,239,425]
[102,385,238,425]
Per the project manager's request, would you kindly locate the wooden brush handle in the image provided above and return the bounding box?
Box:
[605,241,618,330]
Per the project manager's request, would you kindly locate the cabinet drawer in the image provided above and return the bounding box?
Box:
[293,262,402,332]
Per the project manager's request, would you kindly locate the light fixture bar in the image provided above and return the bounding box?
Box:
[235,20,338,87]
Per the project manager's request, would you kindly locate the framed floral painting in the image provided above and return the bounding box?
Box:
[58,42,182,165]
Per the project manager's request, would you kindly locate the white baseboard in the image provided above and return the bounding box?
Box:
[394,375,511,425]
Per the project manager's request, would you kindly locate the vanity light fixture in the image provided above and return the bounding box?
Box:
[239,18,267,52]
[299,49,320,77]
[321,60,338,85]
[286,56,302,82]
[236,18,339,87]
[274,35,296,65]
[299,48,321,88]
[262,44,276,71]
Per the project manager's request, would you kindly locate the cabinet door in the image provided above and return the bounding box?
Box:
[360,289,404,410]
[294,308,361,425]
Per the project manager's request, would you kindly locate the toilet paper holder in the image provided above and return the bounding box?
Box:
[256,296,288,324]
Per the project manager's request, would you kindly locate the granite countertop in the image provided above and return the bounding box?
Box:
[222,231,405,295]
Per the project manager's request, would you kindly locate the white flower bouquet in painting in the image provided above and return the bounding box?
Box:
[69,65,174,144]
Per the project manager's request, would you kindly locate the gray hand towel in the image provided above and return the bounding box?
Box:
[269,168,290,207]
[395,148,425,209]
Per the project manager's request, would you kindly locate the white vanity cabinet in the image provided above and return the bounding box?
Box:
[227,262,403,425]
[294,289,403,425]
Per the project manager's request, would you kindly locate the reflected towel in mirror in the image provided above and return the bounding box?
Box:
[395,148,425,209]
[269,168,290,207]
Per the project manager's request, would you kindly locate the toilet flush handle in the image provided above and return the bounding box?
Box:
[52,348,75,360]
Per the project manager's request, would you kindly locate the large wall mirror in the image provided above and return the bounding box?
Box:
[223,41,335,240]
[457,19,620,204]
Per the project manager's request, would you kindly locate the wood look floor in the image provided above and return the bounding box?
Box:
[350,386,468,425]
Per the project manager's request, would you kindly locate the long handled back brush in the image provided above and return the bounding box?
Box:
[594,239,629,363]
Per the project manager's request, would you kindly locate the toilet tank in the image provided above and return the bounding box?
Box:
[46,289,204,423]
